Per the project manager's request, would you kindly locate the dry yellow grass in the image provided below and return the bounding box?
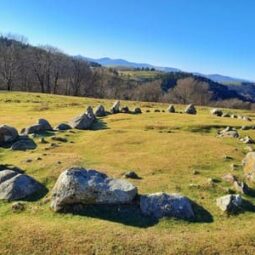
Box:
[0,91,255,254]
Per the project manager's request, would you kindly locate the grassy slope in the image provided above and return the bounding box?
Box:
[0,92,255,254]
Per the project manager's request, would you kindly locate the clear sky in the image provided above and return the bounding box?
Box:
[0,0,255,80]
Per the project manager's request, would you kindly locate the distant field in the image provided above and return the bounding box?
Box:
[1,92,255,254]
[118,70,162,81]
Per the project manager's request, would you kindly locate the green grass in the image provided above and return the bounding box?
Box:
[0,91,255,254]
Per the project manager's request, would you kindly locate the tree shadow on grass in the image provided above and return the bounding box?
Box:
[190,200,214,223]
[62,203,158,228]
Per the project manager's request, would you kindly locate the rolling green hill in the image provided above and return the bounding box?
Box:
[1,92,255,254]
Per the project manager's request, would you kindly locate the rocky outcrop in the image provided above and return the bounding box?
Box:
[0,170,42,201]
[0,125,19,146]
[140,192,194,220]
[51,167,138,212]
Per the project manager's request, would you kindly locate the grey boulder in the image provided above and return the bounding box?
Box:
[110,100,120,114]
[0,125,19,146]
[11,138,37,151]
[51,167,138,212]
[211,108,223,117]
[140,192,194,220]
[133,107,142,114]
[69,113,95,130]
[218,127,239,138]
[55,123,72,131]
[185,104,197,115]
[21,118,53,135]
[167,105,175,113]
[216,194,242,213]
[94,105,106,117]
[0,170,42,201]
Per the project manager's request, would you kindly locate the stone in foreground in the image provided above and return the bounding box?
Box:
[185,104,197,115]
[11,137,37,151]
[0,170,42,201]
[51,167,138,212]
[216,194,242,213]
[69,113,95,130]
[0,125,19,146]
[140,192,194,220]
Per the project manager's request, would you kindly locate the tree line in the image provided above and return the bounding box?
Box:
[0,34,253,109]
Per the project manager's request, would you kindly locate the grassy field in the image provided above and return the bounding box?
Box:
[1,91,255,254]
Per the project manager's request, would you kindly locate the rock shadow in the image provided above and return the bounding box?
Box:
[62,203,158,228]
[0,164,24,173]
[24,184,48,202]
[91,119,109,131]
[190,200,214,223]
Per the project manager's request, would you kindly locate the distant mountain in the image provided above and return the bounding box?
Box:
[78,56,252,84]
[78,56,181,72]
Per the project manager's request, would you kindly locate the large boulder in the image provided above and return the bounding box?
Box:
[0,125,19,146]
[133,107,142,114]
[11,137,37,151]
[69,113,95,130]
[185,104,197,115]
[0,170,42,201]
[211,108,223,117]
[140,192,194,220]
[110,101,120,114]
[120,106,130,113]
[86,106,96,120]
[51,167,138,212]
[242,152,255,181]
[94,105,106,117]
[216,194,242,213]
[240,136,255,144]
[167,105,175,113]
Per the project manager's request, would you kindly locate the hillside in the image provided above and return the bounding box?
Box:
[1,92,255,254]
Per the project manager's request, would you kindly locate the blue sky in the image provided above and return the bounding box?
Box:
[1,0,255,80]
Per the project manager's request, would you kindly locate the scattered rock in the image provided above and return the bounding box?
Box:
[146,110,151,113]
[0,125,19,146]
[133,107,142,114]
[231,114,237,119]
[51,167,138,212]
[185,104,197,115]
[140,192,194,220]
[11,138,37,151]
[240,136,255,144]
[192,170,200,175]
[245,146,254,152]
[36,157,42,161]
[120,106,130,113]
[222,112,231,118]
[51,136,68,143]
[110,101,120,114]
[154,109,160,112]
[233,181,249,194]
[11,201,26,212]
[218,127,239,138]
[211,108,223,117]
[216,194,242,213]
[230,163,239,171]
[94,105,106,117]
[222,174,237,184]
[40,137,47,144]
[55,123,72,131]
[243,116,252,122]
[21,119,53,135]
[241,126,251,130]
[167,104,175,113]
[224,155,233,161]
[86,106,96,120]
[0,170,42,201]
[123,171,141,179]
